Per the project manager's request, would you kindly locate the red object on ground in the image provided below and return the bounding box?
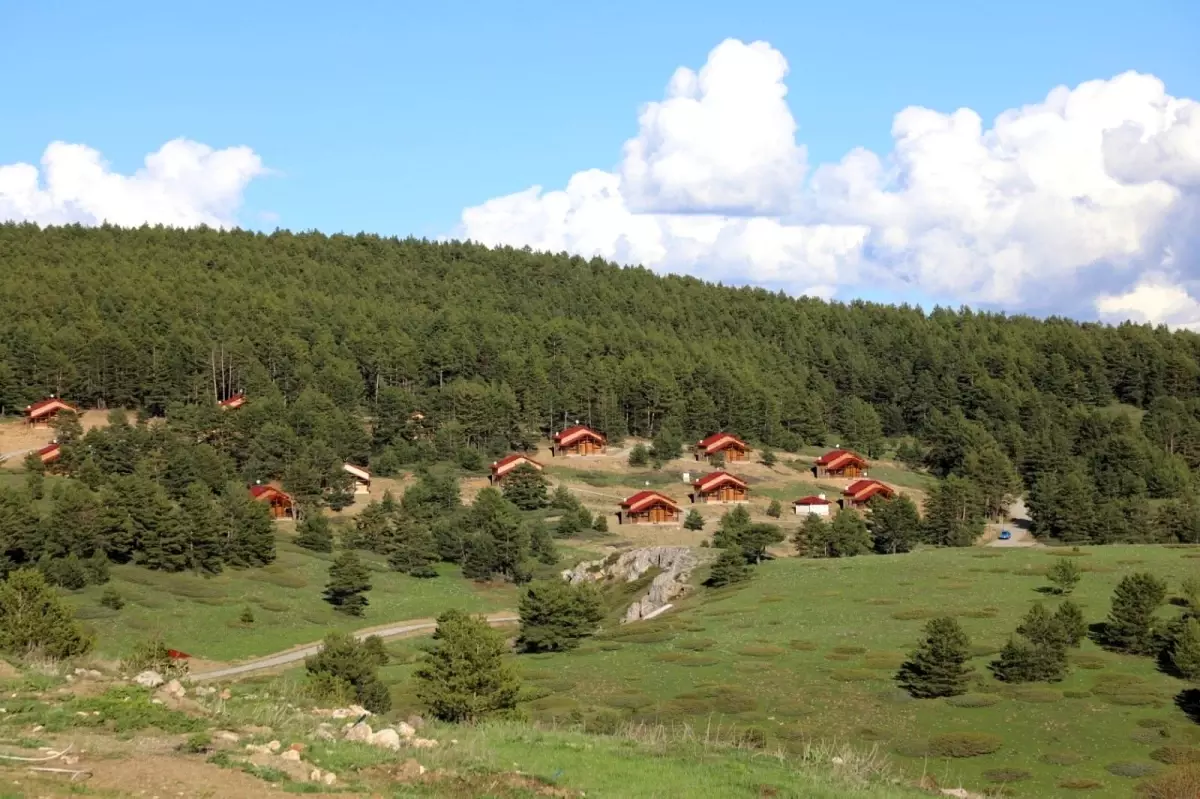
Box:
[167,649,191,660]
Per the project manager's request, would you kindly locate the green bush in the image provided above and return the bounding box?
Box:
[0,569,93,659]
[1149,746,1200,765]
[1105,761,1162,778]
[99,588,125,611]
[831,645,867,655]
[303,672,355,705]
[946,693,1001,708]
[1138,718,1171,729]
[788,639,818,651]
[179,732,213,753]
[305,632,391,713]
[927,732,1003,758]
[121,637,187,679]
[1041,751,1085,765]
[983,769,1031,784]
[1057,779,1104,790]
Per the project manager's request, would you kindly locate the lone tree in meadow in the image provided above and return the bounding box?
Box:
[1046,558,1081,595]
[501,463,549,511]
[516,579,604,653]
[683,508,706,531]
[896,616,973,698]
[766,499,782,519]
[627,443,649,468]
[1103,572,1167,654]
[991,603,1070,683]
[323,550,372,616]
[295,512,334,553]
[761,448,777,468]
[305,632,391,713]
[1171,618,1200,680]
[1054,600,1088,647]
[414,609,520,723]
[705,548,751,587]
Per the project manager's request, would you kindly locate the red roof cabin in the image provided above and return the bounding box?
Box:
[793,493,832,517]
[695,433,749,463]
[37,443,62,465]
[814,449,868,478]
[619,490,681,525]
[489,453,544,484]
[552,425,606,456]
[218,393,246,410]
[250,484,295,520]
[841,479,896,509]
[24,397,79,426]
[691,471,749,504]
[342,463,371,494]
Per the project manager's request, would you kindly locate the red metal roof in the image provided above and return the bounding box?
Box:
[218,393,246,408]
[815,449,866,468]
[793,495,831,505]
[693,471,748,492]
[696,432,748,455]
[250,484,292,502]
[621,490,681,513]
[553,425,605,446]
[25,398,79,419]
[843,479,894,501]
[491,453,543,476]
[37,443,62,462]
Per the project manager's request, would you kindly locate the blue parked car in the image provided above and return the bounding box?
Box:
[999,530,1012,541]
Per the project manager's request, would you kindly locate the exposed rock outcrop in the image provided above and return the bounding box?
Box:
[563,546,700,622]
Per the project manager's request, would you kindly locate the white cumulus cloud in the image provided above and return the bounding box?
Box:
[459,38,1200,324]
[0,138,266,228]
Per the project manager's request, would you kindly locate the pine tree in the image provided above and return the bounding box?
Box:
[1104,572,1167,654]
[868,494,922,554]
[761,448,777,468]
[323,550,372,616]
[501,464,550,510]
[239,605,255,624]
[387,517,440,577]
[991,603,1070,682]
[1171,617,1200,680]
[517,579,604,652]
[306,632,391,713]
[683,509,705,531]
[990,636,1047,683]
[592,514,608,533]
[1054,600,1088,647]
[296,513,334,553]
[527,520,558,566]
[795,512,828,556]
[922,476,987,547]
[178,482,224,573]
[896,617,973,698]
[826,508,872,557]
[766,499,782,518]
[138,487,189,572]
[627,443,649,467]
[705,549,751,587]
[1047,558,1082,595]
[414,609,520,722]
[0,569,93,658]
[549,484,579,511]
[219,488,276,567]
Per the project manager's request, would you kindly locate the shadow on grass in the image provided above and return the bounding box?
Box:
[1176,688,1200,724]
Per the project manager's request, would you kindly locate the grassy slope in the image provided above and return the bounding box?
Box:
[69,538,517,661]
[378,545,1200,799]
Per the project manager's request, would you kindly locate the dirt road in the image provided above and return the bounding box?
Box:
[188,612,518,682]
[984,496,1040,547]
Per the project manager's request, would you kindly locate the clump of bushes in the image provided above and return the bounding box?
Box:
[983,768,1031,784]
[1057,778,1104,790]
[1041,751,1085,765]
[1105,761,1162,778]
[1136,764,1200,799]
[121,637,187,679]
[927,732,1003,758]
[946,693,1001,708]
[1149,746,1200,765]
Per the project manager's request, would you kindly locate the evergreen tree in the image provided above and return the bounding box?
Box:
[990,636,1050,683]
[1054,600,1088,647]
[896,617,973,698]
[962,440,1021,519]
[387,517,440,577]
[794,512,828,556]
[838,398,884,457]
[178,482,224,573]
[413,609,520,723]
[501,464,549,510]
[649,424,683,464]
[549,484,580,511]
[683,508,705,531]
[295,513,335,553]
[348,498,391,553]
[24,469,44,501]
[868,494,922,554]
[824,509,872,557]
[922,476,987,546]
[992,603,1070,682]
[462,532,499,581]
[761,448,777,468]
[712,506,781,563]
[466,488,531,582]
[1047,558,1082,595]
[528,520,558,566]
[1103,572,1168,654]
[305,632,391,713]
[766,499,782,518]
[323,550,372,616]
[0,569,93,658]
[138,487,189,572]
[712,505,752,550]
[218,487,276,567]
[705,548,751,587]
[627,443,649,468]
[516,579,604,652]
[1171,617,1200,680]
[592,514,608,533]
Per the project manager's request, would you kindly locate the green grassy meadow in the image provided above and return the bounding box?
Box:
[378,544,1200,798]
[68,537,517,661]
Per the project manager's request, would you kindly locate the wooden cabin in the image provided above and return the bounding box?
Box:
[37,443,62,465]
[691,471,749,504]
[813,449,868,478]
[619,490,681,525]
[793,494,832,517]
[218,393,246,410]
[342,463,371,494]
[552,425,606,456]
[24,397,79,426]
[841,479,896,509]
[250,484,295,520]
[489,453,544,484]
[695,433,749,463]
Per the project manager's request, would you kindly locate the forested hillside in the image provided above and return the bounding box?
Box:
[4,222,1200,544]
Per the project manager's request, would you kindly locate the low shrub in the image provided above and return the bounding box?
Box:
[1149,746,1200,765]
[653,652,688,663]
[831,645,867,655]
[1042,751,1086,765]
[1133,729,1171,744]
[857,727,889,741]
[1057,779,1104,790]
[1063,690,1093,699]
[960,609,998,619]
[788,640,818,651]
[616,631,674,644]
[1092,674,1147,694]
[1106,762,1162,778]
[824,653,853,661]
[1108,693,1162,707]
[604,693,653,710]
[679,638,715,651]
[891,608,935,620]
[1136,764,1200,799]
[984,769,1031,784]
[739,645,784,658]
[927,732,1003,758]
[597,642,622,651]
[946,693,1001,708]
[677,655,719,667]
[1138,719,1171,729]
[582,709,624,735]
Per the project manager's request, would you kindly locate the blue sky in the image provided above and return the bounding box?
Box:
[2,0,1198,322]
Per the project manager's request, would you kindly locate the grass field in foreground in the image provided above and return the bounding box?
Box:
[68,537,518,661]
[378,544,1200,798]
